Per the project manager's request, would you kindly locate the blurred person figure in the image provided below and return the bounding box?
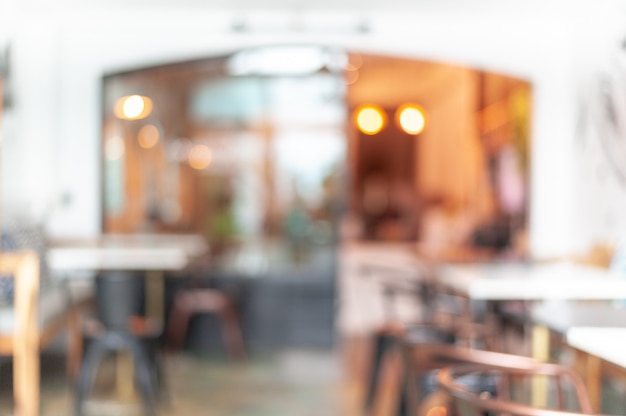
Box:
[361,172,416,241]
[419,195,475,255]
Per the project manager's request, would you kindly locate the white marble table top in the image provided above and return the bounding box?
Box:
[530,301,626,334]
[436,261,626,300]
[47,234,208,271]
[567,327,626,369]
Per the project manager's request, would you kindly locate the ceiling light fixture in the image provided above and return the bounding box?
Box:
[396,104,426,135]
[114,95,153,120]
[355,104,386,135]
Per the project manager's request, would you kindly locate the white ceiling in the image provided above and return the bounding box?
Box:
[4,0,614,15]
[10,0,485,11]
[2,0,617,48]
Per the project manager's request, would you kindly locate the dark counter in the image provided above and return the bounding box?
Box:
[164,243,338,354]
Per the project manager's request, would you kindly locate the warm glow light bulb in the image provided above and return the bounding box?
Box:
[114,95,153,120]
[122,95,145,119]
[355,105,386,135]
[396,104,426,135]
[188,144,212,170]
[138,124,160,149]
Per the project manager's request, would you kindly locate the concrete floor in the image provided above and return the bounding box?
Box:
[0,347,362,416]
[1,335,625,416]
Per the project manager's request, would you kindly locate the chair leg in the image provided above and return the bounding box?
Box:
[219,303,247,362]
[67,308,83,380]
[398,343,420,416]
[143,336,169,403]
[364,331,395,414]
[125,336,157,416]
[396,365,414,416]
[13,331,39,416]
[166,296,191,353]
[74,338,108,416]
[154,351,171,403]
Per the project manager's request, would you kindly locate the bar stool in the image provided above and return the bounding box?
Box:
[165,288,246,360]
[75,272,160,416]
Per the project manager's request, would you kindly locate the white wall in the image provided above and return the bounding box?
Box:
[567,12,626,252]
[3,1,625,257]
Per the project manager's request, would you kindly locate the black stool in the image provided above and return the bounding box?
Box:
[74,272,160,416]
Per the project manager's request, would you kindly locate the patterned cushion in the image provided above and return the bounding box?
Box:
[0,222,94,335]
[0,278,93,335]
[0,223,48,304]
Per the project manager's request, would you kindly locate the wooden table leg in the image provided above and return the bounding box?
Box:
[585,353,602,413]
[531,324,550,361]
[117,352,135,401]
[146,270,164,323]
[531,324,550,407]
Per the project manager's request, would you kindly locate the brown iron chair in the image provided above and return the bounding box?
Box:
[166,288,246,361]
[395,343,543,416]
[360,259,459,415]
[433,362,600,416]
[364,277,498,416]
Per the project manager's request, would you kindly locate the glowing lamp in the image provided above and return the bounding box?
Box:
[114,95,153,120]
[355,105,386,135]
[137,124,160,149]
[188,144,212,170]
[396,104,426,135]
